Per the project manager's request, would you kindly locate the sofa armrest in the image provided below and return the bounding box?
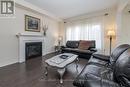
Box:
[89,48,97,52]
[92,54,110,61]
[61,46,66,48]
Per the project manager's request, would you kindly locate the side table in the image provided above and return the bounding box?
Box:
[55,45,62,52]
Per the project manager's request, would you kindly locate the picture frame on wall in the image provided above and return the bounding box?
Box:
[25,15,40,32]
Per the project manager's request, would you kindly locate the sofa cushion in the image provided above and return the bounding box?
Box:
[66,41,79,48]
[62,48,78,52]
[62,48,94,55]
[75,49,93,54]
[78,40,94,50]
[88,41,96,49]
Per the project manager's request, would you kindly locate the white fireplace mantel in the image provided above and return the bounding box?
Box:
[16,33,44,63]
[16,33,44,37]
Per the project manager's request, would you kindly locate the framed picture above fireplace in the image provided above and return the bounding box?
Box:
[25,15,40,32]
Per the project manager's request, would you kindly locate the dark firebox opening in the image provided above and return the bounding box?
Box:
[25,42,42,60]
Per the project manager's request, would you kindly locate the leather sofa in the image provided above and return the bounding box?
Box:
[61,40,97,59]
[73,44,130,87]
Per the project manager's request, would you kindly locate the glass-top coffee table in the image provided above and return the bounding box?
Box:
[45,53,79,83]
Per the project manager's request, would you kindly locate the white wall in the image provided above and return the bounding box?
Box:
[0,6,59,67]
[103,9,116,55]
[59,22,66,45]
[117,5,130,45]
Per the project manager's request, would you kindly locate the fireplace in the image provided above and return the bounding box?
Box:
[17,33,43,62]
[25,42,42,60]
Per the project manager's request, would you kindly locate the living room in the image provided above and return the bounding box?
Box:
[0,0,130,87]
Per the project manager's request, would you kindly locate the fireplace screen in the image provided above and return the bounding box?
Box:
[25,42,42,60]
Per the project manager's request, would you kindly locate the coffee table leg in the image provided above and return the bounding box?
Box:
[57,68,66,84]
[45,64,48,77]
[76,58,79,72]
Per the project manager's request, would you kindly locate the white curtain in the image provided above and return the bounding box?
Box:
[66,17,104,50]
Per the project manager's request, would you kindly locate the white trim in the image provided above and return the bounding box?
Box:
[15,0,62,21]
[16,33,43,37]
[0,61,18,68]
[16,33,44,63]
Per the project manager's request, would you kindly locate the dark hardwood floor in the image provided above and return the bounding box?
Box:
[0,53,88,87]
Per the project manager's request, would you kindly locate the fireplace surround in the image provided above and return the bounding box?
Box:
[17,33,44,63]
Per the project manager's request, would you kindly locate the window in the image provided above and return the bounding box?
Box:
[66,18,104,50]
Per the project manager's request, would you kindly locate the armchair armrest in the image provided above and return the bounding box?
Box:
[92,54,110,61]
[118,76,130,87]
[89,48,97,52]
[74,72,120,87]
[84,73,119,87]
[84,78,120,87]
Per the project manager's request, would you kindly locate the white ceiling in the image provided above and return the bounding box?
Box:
[24,0,118,19]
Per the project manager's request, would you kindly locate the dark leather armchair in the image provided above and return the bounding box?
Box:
[73,44,130,87]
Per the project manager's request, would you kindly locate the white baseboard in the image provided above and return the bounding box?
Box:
[0,51,56,68]
[42,51,56,56]
[0,61,18,68]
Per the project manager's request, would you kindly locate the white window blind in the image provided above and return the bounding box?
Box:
[66,17,104,50]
